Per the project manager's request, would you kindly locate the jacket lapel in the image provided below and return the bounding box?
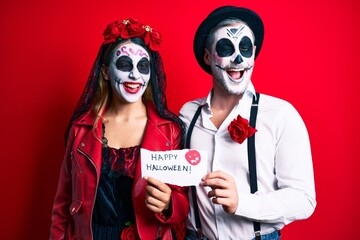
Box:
[74,112,103,178]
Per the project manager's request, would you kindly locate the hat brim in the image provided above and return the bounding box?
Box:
[194,6,264,74]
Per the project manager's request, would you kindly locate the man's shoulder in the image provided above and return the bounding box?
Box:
[179,97,206,121]
[258,93,303,122]
[259,93,294,109]
[181,97,205,110]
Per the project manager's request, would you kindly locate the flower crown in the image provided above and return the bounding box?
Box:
[103,18,161,51]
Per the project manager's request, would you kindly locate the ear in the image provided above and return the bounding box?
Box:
[101,65,109,81]
[204,49,211,66]
[253,45,257,57]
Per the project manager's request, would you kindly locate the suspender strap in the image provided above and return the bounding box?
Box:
[191,185,203,237]
[185,105,204,149]
[248,92,261,239]
[186,93,261,239]
[186,104,205,237]
[248,92,260,194]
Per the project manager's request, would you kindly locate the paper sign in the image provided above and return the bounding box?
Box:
[141,148,207,186]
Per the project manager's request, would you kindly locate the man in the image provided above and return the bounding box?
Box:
[180,6,316,240]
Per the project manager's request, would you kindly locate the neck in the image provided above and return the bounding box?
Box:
[211,80,243,111]
[105,98,147,121]
[208,80,243,129]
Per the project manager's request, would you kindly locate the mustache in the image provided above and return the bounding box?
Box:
[216,65,253,71]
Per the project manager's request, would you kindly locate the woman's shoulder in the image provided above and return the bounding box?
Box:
[66,111,98,141]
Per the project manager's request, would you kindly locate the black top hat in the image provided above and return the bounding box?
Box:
[194,6,264,74]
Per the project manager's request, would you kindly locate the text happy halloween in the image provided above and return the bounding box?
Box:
[146,153,192,173]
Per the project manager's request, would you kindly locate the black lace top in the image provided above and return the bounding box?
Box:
[91,123,140,240]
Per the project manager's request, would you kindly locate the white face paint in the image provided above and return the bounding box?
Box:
[107,42,150,103]
[207,22,255,95]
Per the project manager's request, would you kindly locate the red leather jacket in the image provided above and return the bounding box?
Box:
[50,103,189,240]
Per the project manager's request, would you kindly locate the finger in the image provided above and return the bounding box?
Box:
[211,195,230,205]
[146,184,171,203]
[202,170,232,181]
[146,194,163,207]
[208,190,238,213]
[212,196,238,214]
[145,184,162,199]
[207,188,229,199]
[201,177,229,189]
[145,194,170,213]
[145,197,163,213]
[145,176,171,194]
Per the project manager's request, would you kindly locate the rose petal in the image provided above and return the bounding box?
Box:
[228,114,257,144]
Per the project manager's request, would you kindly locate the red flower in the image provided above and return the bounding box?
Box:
[144,29,162,51]
[120,18,145,39]
[103,20,123,44]
[228,115,257,144]
[120,224,140,240]
[102,18,161,51]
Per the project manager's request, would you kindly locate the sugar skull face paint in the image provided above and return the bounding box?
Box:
[207,22,255,95]
[107,42,150,103]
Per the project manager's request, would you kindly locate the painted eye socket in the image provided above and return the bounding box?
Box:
[216,38,235,57]
[137,57,150,74]
[239,36,253,58]
[116,56,133,71]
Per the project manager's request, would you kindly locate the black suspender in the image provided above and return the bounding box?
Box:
[186,93,261,239]
[186,105,203,150]
[185,105,204,237]
[248,93,261,239]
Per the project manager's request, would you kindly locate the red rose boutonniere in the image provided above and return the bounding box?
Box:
[120,224,140,240]
[228,115,257,144]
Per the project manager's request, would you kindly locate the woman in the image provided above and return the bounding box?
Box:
[50,18,189,240]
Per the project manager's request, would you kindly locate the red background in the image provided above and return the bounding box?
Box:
[1,0,359,239]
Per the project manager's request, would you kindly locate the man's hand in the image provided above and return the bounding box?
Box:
[201,170,239,214]
[144,176,172,214]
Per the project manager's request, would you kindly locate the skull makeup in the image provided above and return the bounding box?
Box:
[107,42,150,103]
[206,21,256,95]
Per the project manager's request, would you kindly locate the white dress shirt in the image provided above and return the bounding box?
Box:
[179,82,316,240]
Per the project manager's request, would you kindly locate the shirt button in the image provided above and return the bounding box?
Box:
[165,142,170,146]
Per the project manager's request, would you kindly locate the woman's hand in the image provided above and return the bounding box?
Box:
[144,176,172,214]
